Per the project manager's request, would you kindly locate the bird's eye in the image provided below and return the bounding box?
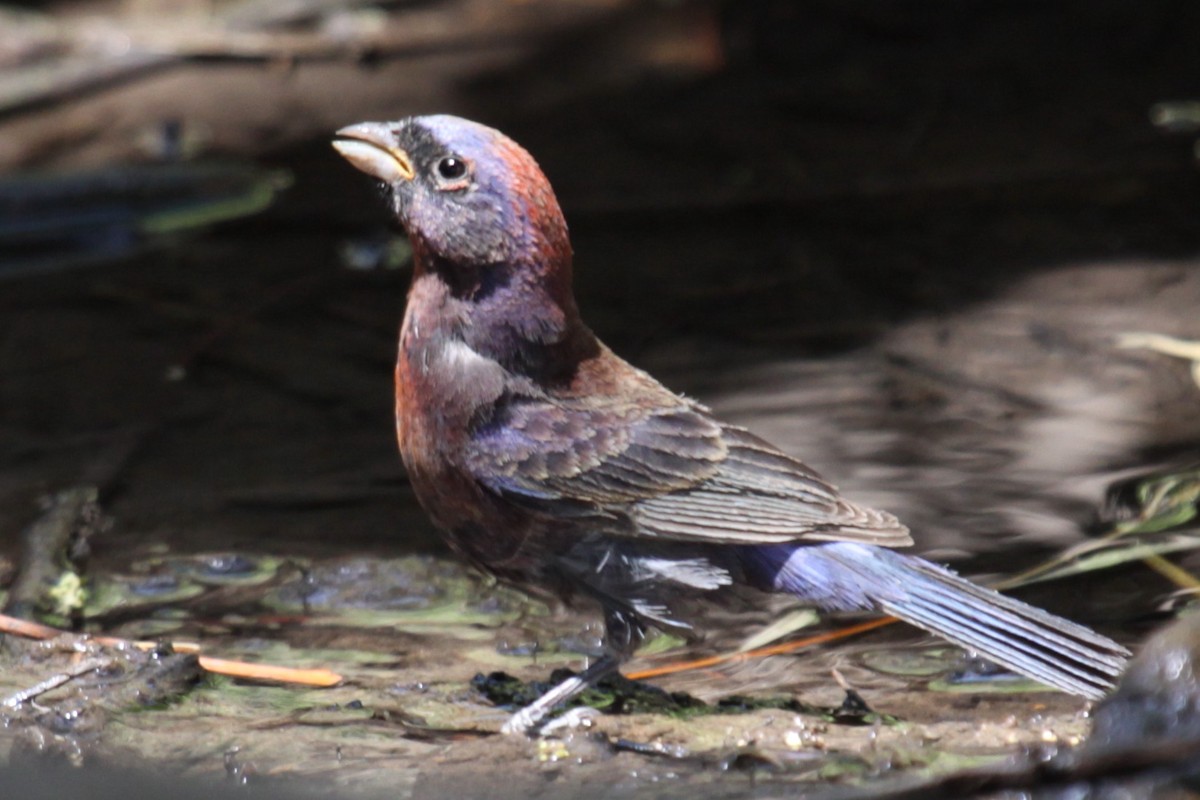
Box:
[436,156,468,183]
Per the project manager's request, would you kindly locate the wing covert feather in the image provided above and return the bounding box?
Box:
[466,400,725,503]
[634,427,911,546]
[466,398,911,547]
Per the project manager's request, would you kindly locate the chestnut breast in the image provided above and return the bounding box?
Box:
[395,273,507,530]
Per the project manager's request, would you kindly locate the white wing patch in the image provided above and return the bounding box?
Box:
[440,339,494,372]
[633,557,732,590]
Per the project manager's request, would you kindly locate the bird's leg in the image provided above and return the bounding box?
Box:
[500,607,644,736]
[500,652,620,735]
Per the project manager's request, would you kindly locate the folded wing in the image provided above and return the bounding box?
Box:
[466,395,911,547]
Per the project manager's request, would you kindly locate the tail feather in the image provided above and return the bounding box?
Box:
[887,601,1086,694]
[884,574,1122,698]
[754,542,1129,700]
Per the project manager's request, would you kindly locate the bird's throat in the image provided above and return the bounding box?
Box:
[407,246,595,385]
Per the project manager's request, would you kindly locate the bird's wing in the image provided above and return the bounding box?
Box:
[465,396,912,547]
[465,396,724,504]
[633,426,912,547]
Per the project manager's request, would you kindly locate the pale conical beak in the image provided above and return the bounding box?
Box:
[333,122,415,183]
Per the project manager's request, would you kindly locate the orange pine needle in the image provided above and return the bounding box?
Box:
[626,616,897,680]
[197,657,343,687]
[0,614,62,641]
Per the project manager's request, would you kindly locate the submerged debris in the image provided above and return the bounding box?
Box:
[472,669,896,726]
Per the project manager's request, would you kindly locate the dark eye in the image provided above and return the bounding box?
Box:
[436,156,468,182]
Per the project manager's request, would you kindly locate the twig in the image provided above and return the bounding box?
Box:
[2,656,108,708]
[625,617,895,681]
[0,612,342,688]
[2,487,98,622]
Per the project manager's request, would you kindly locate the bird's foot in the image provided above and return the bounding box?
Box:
[501,704,599,736]
[539,706,599,735]
[500,705,547,736]
[499,663,613,735]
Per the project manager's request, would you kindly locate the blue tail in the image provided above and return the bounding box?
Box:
[744,542,1128,699]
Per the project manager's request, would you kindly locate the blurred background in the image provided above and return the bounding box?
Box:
[3,0,1198,562]
[1,0,1200,793]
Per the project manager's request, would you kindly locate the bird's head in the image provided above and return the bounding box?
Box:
[334,115,593,374]
[334,115,573,296]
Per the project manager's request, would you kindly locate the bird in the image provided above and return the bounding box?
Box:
[332,115,1129,735]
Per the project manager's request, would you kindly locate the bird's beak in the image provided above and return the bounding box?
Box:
[333,122,415,183]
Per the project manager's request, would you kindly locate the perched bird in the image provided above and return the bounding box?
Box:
[333,115,1129,735]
